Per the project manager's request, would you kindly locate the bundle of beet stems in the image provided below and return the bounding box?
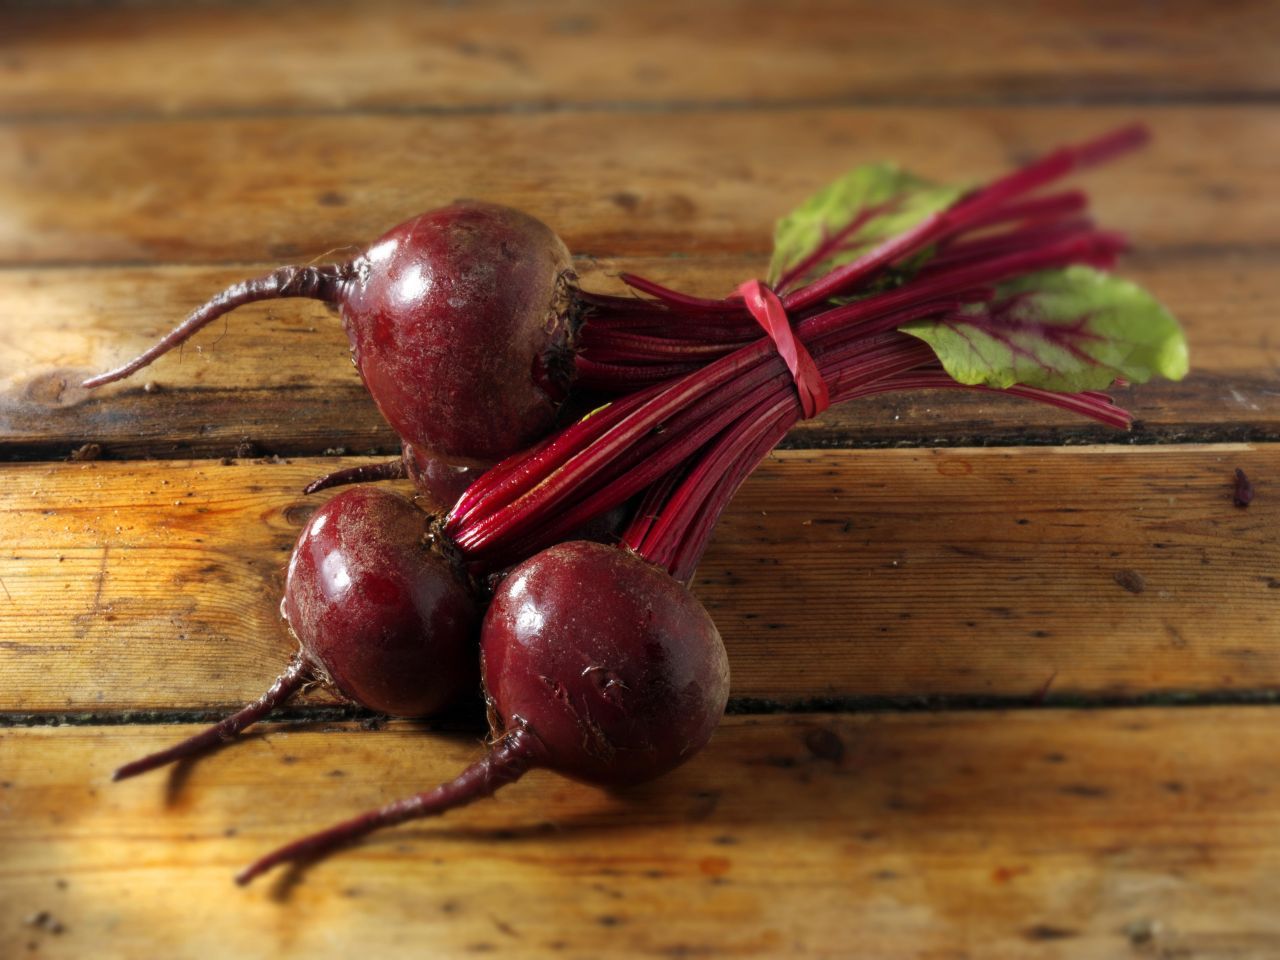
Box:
[442,124,1170,568]
[101,125,1187,882]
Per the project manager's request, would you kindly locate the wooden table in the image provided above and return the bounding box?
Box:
[3,2,1278,956]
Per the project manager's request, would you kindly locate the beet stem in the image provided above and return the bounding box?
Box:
[486,230,1129,562]
[783,124,1147,313]
[775,197,903,294]
[235,725,542,885]
[112,656,311,782]
[302,458,407,495]
[82,264,348,389]
[617,273,735,312]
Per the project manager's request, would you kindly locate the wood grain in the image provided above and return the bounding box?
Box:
[2,250,1274,462]
[1,446,1274,714]
[1,108,1275,265]
[6,0,1279,120]
[2,2,1278,957]
[3,707,1279,959]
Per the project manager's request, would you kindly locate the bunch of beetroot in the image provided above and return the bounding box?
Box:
[87,125,1187,883]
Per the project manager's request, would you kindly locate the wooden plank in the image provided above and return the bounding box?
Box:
[1,446,1274,713]
[6,0,1279,120]
[3,707,1279,958]
[2,249,1274,462]
[1,107,1276,265]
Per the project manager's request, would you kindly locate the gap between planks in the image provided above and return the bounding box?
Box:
[9,686,1280,731]
[10,90,1280,128]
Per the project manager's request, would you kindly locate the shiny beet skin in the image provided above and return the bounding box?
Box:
[480,541,731,786]
[400,440,489,508]
[341,201,578,463]
[282,487,480,717]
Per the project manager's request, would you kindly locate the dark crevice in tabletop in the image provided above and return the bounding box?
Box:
[3,378,1277,464]
[4,241,1280,272]
[4,423,1280,468]
[5,87,1280,127]
[7,686,1280,731]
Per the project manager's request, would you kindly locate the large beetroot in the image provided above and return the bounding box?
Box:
[85,202,578,493]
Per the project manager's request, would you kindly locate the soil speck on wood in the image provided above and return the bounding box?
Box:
[1234,468,1254,507]
[1113,569,1146,594]
[68,443,101,462]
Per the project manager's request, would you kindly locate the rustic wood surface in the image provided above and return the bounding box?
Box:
[2,1,1277,957]
[3,250,1277,461]
[6,0,1278,117]
[4,709,1280,959]
[4,108,1277,264]
[0,445,1274,714]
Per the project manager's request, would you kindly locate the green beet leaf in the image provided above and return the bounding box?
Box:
[900,266,1188,392]
[767,164,964,290]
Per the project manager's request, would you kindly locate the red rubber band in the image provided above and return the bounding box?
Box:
[737,279,830,419]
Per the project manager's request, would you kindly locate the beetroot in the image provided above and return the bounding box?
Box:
[113,486,479,780]
[481,541,728,785]
[341,205,577,462]
[302,440,486,507]
[234,540,729,883]
[399,442,488,506]
[279,486,478,717]
[84,201,579,486]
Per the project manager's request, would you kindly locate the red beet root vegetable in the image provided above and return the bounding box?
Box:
[84,201,581,499]
[113,486,479,781]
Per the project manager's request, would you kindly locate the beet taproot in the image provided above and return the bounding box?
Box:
[84,201,578,489]
[113,487,479,781]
